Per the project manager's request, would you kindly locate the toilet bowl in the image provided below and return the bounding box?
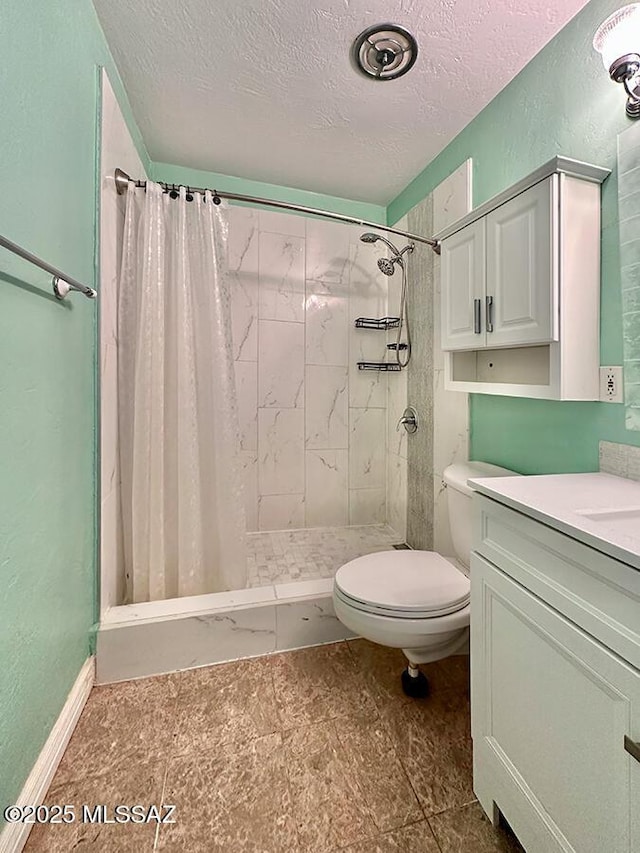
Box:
[334,549,471,663]
[333,460,518,688]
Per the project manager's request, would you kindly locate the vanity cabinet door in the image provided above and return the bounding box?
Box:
[471,553,640,853]
[485,176,556,347]
[440,218,486,351]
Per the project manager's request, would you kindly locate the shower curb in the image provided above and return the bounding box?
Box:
[96,586,355,684]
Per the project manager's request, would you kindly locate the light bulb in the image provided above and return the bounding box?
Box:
[594,4,640,72]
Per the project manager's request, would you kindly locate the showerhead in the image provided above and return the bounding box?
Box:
[359,232,401,255]
[378,257,397,276]
[360,232,415,277]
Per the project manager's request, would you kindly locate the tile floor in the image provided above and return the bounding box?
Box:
[25,641,522,852]
[246,524,404,587]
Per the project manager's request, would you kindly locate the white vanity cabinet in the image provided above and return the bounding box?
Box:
[436,157,610,399]
[471,494,640,853]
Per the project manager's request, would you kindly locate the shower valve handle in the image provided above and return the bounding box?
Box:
[396,407,418,434]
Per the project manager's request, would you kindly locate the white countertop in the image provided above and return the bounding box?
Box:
[469,472,640,571]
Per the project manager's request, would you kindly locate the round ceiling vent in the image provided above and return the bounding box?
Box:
[352,24,418,81]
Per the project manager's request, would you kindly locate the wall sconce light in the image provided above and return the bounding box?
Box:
[594,4,640,118]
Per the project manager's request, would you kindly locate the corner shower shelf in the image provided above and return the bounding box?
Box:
[354,316,400,330]
[386,342,408,351]
[357,361,402,371]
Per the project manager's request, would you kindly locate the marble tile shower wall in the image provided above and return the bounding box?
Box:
[385,236,408,541]
[228,207,393,532]
[406,197,435,551]
[431,163,472,557]
[388,162,471,553]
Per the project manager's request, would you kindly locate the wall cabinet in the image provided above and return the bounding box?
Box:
[485,177,554,347]
[436,157,609,399]
[442,178,554,351]
[471,495,640,853]
[441,218,485,351]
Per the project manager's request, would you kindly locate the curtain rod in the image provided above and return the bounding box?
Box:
[114,168,440,252]
[0,233,97,300]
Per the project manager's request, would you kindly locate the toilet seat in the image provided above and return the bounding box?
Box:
[334,550,470,620]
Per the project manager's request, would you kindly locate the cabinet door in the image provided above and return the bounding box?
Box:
[440,218,486,351]
[471,553,640,853]
[485,177,556,347]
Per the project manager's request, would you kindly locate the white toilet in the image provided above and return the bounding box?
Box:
[333,461,518,695]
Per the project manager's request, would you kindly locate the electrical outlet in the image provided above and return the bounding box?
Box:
[599,366,624,403]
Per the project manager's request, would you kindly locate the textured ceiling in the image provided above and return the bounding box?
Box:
[93,0,589,205]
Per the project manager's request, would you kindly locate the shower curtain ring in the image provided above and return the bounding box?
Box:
[213,190,222,205]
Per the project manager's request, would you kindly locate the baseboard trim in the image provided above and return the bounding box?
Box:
[0,656,95,853]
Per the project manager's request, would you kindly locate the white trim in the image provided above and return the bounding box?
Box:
[0,657,95,853]
[432,156,610,242]
[102,585,276,626]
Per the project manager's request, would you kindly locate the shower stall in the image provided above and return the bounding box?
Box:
[96,71,427,682]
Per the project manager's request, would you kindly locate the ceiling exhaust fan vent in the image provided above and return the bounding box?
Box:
[352,23,418,81]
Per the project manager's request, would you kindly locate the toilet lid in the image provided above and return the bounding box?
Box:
[334,551,470,618]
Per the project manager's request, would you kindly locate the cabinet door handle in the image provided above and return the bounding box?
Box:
[473,298,482,334]
[486,296,494,333]
[624,736,640,764]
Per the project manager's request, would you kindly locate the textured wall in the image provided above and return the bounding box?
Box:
[152,162,386,225]
[92,0,586,204]
[406,196,434,549]
[388,0,640,473]
[0,1,146,817]
[616,123,640,431]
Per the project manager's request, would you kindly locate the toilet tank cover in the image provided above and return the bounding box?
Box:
[443,461,519,497]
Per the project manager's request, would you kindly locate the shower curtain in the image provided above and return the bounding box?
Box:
[118,182,246,603]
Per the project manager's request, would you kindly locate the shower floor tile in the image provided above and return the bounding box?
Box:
[246,523,403,587]
[27,643,524,852]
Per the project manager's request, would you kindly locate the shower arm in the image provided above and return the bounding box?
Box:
[397,243,415,259]
[114,168,441,254]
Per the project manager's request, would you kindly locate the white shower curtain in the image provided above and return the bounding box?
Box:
[118,182,246,603]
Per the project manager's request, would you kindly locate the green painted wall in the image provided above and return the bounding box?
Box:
[152,161,387,224]
[388,0,640,474]
[3,0,636,818]
[0,1,147,816]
